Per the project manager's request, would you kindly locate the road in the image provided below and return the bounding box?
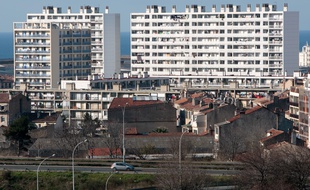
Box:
[0,164,238,175]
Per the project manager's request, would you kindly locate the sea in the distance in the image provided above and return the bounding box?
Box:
[0,31,310,59]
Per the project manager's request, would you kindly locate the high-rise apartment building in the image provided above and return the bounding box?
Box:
[14,6,120,90]
[299,43,310,68]
[130,4,299,80]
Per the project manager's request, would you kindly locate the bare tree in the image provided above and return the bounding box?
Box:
[218,123,266,161]
[270,144,310,190]
[102,121,122,158]
[127,142,158,160]
[236,144,274,190]
[237,143,310,190]
[156,161,211,190]
[167,136,193,160]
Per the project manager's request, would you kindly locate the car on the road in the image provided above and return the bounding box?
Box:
[111,162,135,171]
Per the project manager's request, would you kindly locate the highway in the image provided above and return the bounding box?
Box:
[0,164,238,175]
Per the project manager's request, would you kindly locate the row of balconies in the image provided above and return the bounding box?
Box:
[16,50,50,54]
[60,65,91,69]
[15,42,50,46]
[60,57,91,61]
[60,49,91,53]
[15,74,51,77]
[15,34,50,38]
[59,41,91,46]
[59,33,91,38]
[16,66,50,70]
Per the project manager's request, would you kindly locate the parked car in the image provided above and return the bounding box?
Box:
[111,162,135,171]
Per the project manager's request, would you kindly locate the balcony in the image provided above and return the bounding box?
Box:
[289,113,299,119]
[289,102,298,107]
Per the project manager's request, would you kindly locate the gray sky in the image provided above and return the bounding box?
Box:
[1,0,310,32]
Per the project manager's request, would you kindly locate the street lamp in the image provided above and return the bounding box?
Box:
[105,172,116,190]
[36,154,55,190]
[118,102,128,163]
[72,139,88,190]
[178,129,188,189]
[179,129,188,170]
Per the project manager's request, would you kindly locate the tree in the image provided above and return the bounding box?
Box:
[271,144,310,190]
[4,116,33,156]
[236,144,274,190]
[102,121,122,158]
[156,161,211,190]
[153,127,168,133]
[127,142,158,160]
[79,113,101,137]
[237,143,310,190]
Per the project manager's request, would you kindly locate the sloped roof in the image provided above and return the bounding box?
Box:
[227,106,262,122]
[174,97,213,112]
[30,112,61,123]
[260,129,284,142]
[0,94,9,103]
[109,98,164,109]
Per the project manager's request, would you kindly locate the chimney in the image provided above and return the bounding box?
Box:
[199,100,204,107]
[290,130,296,145]
[192,98,198,106]
[105,6,109,14]
[172,5,176,13]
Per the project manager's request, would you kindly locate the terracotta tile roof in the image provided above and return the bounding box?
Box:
[191,92,204,98]
[174,97,213,112]
[31,112,61,123]
[126,127,138,135]
[0,93,9,103]
[109,98,164,109]
[135,132,202,137]
[260,129,284,142]
[88,148,122,156]
[227,106,262,122]
[174,98,188,105]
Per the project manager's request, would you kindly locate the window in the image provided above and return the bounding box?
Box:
[1,116,4,122]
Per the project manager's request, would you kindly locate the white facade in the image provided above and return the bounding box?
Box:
[299,43,310,67]
[14,6,120,90]
[130,4,299,79]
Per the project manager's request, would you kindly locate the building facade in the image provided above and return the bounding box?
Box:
[130,4,299,81]
[13,6,120,90]
[0,93,31,127]
[299,43,310,68]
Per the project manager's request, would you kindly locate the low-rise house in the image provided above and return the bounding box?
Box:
[174,92,236,134]
[0,92,31,127]
[214,105,293,160]
[260,128,304,148]
[29,112,63,128]
[108,97,177,134]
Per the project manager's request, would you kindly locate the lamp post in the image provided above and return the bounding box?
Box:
[179,129,188,170]
[105,172,116,190]
[72,139,88,190]
[118,102,128,163]
[178,129,188,189]
[36,154,55,190]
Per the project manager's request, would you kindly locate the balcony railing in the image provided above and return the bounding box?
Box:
[289,113,299,119]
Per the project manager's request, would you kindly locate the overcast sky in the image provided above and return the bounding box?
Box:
[1,0,310,32]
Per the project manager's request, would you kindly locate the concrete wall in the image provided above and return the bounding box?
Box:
[8,93,31,125]
[217,108,278,153]
[206,104,237,133]
[108,102,177,133]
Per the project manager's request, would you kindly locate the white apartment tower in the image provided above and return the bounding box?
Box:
[14,6,120,90]
[299,43,310,68]
[131,4,299,79]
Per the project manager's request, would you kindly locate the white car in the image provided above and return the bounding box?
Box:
[111,162,135,171]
